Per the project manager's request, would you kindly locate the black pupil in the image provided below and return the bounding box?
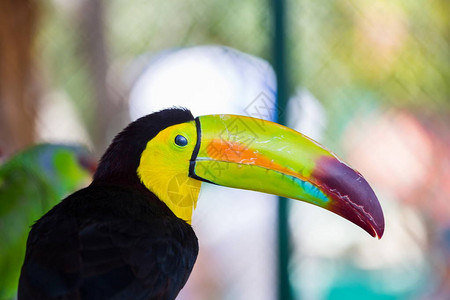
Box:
[174,135,188,147]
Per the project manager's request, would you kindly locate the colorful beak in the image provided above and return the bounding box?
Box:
[189,114,384,238]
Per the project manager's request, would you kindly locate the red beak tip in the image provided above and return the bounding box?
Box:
[314,156,385,240]
[373,223,385,239]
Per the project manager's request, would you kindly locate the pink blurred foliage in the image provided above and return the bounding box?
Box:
[343,108,450,226]
[343,108,450,298]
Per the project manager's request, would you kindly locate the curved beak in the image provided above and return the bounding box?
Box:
[189,114,384,238]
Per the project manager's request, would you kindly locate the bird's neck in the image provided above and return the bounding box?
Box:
[92,136,148,192]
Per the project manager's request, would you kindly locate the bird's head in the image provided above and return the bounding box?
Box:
[94,108,384,238]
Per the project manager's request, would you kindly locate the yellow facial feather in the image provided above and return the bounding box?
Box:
[137,121,201,224]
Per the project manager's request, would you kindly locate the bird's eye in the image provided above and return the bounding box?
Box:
[174,135,188,147]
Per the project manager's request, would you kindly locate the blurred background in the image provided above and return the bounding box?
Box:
[0,0,449,299]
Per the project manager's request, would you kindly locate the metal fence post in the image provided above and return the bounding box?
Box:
[271,0,294,299]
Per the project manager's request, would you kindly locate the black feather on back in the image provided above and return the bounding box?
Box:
[19,186,198,300]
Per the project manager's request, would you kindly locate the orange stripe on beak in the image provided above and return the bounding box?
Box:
[205,139,305,181]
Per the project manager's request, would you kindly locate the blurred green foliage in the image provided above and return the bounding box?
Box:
[291,0,449,112]
[37,0,448,128]
[0,144,92,299]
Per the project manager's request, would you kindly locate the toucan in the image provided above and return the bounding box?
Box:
[18,108,384,300]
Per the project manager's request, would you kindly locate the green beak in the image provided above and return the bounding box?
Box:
[189,114,384,238]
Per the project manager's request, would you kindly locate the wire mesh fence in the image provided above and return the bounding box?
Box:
[1,0,449,299]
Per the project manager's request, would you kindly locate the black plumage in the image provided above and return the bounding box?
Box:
[19,108,199,300]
